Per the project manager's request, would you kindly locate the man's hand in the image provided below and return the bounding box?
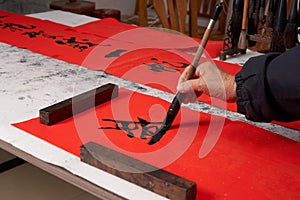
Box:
[177,61,236,104]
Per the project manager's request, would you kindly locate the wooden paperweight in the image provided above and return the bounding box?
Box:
[40,83,119,125]
[50,0,95,16]
[80,142,197,200]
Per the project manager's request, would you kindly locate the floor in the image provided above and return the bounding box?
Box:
[0,149,101,200]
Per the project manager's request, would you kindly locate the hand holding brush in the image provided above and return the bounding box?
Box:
[148,1,224,145]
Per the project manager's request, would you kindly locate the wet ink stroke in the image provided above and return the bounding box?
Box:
[99,117,165,144]
[143,58,188,72]
[105,49,127,58]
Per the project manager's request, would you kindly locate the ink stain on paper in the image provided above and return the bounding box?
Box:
[105,49,127,58]
[143,58,188,72]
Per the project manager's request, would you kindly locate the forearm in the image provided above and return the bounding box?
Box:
[235,45,300,122]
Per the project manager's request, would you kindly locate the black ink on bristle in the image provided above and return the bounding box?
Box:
[148,126,167,145]
[148,92,184,145]
[138,117,150,126]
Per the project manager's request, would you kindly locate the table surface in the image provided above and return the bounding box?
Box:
[1,10,299,200]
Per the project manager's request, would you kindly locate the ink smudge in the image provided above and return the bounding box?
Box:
[105,49,127,58]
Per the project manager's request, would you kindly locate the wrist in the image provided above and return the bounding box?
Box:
[225,73,237,102]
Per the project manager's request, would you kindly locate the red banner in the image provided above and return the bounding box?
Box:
[13,89,300,200]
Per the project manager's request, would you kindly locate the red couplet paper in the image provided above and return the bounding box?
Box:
[0,10,107,65]
[1,11,298,130]
[0,10,223,66]
[73,19,224,59]
[13,89,300,200]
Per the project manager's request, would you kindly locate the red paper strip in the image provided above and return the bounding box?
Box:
[13,89,300,200]
[0,10,223,65]
[0,11,234,109]
[0,10,107,66]
[1,11,298,130]
[72,18,138,38]
[73,19,224,59]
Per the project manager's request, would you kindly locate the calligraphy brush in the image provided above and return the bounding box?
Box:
[283,0,298,49]
[253,0,261,35]
[148,1,224,145]
[258,0,266,28]
[265,0,275,28]
[247,0,259,47]
[238,0,249,50]
[270,0,287,52]
[255,0,268,52]
[231,0,244,48]
[256,0,266,38]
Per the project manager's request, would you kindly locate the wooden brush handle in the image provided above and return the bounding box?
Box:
[188,2,223,79]
[153,2,224,140]
[242,0,249,30]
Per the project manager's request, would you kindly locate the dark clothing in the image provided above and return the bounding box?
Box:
[235,45,300,122]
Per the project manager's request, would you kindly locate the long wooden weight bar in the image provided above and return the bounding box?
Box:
[40,83,118,125]
[80,142,197,200]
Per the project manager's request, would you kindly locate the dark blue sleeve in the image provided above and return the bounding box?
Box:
[235,45,300,122]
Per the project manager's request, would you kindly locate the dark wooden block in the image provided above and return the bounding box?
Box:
[40,83,118,125]
[50,0,95,16]
[80,142,197,200]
